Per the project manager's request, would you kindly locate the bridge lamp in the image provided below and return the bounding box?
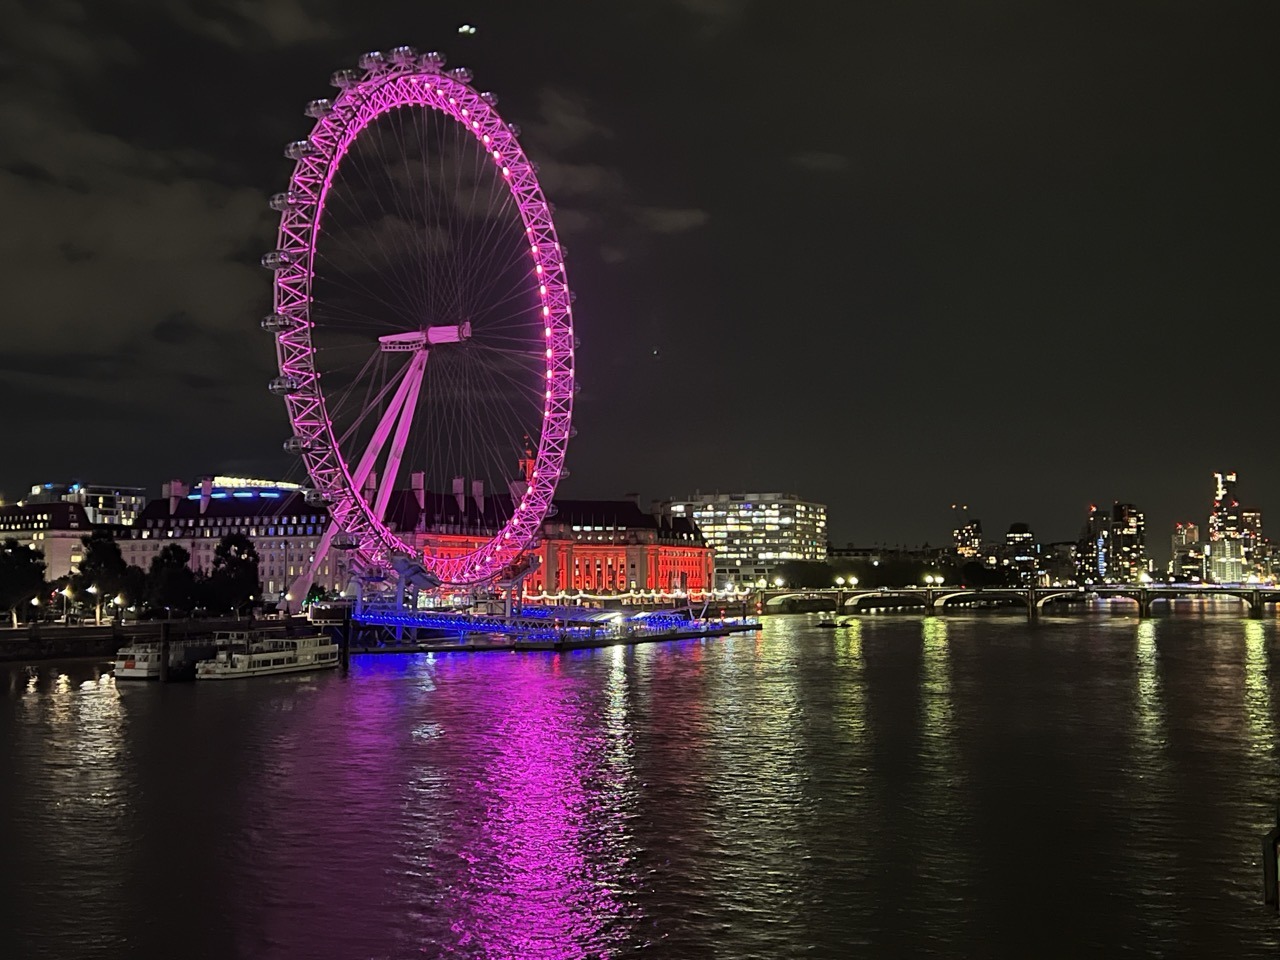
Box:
[774,578,785,588]
[835,576,845,587]
[849,576,858,587]
[924,575,935,586]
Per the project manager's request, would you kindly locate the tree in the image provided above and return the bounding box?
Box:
[303,583,327,608]
[208,534,261,616]
[72,530,127,598]
[147,544,196,613]
[0,538,46,628]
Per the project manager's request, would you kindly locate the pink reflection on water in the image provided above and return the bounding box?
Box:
[443,653,628,958]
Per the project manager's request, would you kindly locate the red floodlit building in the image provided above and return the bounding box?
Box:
[383,490,714,597]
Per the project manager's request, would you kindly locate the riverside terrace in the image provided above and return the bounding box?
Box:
[755,584,1280,620]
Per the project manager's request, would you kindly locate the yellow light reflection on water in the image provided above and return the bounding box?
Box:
[1135,620,1161,747]
[1243,620,1274,751]
[920,617,951,741]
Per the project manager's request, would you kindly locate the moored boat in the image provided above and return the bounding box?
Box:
[114,638,221,681]
[195,629,340,680]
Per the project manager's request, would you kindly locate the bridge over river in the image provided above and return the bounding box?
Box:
[754,584,1280,620]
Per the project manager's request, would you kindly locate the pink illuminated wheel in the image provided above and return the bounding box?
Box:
[262,47,575,586]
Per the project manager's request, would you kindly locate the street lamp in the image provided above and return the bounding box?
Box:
[924,575,934,586]
[774,577,785,588]
[87,585,100,625]
[835,576,845,587]
[849,576,858,588]
[60,586,72,622]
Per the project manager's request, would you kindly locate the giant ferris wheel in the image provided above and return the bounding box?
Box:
[262,46,575,588]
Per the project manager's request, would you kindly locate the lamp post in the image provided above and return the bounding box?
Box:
[87,585,100,625]
[835,576,845,588]
[60,586,71,622]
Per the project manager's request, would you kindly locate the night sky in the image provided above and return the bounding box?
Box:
[3,1,1278,558]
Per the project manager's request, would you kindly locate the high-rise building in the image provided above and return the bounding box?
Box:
[951,504,983,558]
[1209,471,1240,541]
[1169,521,1204,582]
[1077,501,1149,584]
[1077,504,1109,583]
[1000,522,1040,584]
[657,492,827,586]
[1205,538,1245,584]
[1109,502,1149,582]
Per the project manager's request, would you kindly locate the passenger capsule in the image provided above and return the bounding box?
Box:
[303,489,332,507]
[568,290,577,303]
[330,68,361,88]
[261,250,302,270]
[448,66,473,83]
[556,468,570,479]
[333,533,360,551]
[261,313,301,333]
[282,436,312,454]
[284,139,318,160]
[269,192,297,212]
[507,122,522,137]
[421,51,447,71]
[304,98,333,119]
[268,376,301,396]
[358,50,386,70]
[573,336,581,349]
[388,45,418,65]
[568,426,578,438]
[479,91,499,106]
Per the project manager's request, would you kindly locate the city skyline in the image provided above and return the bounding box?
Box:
[4,2,1279,551]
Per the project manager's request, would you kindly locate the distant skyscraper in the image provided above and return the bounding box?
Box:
[1078,501,1148,584]
[951,503,982,558]
[1109,503,1148,582]
[1077,504,1108,583]
[1001,522,1039,584]
[1169,521,1204,582]
[1208,471,1240,542]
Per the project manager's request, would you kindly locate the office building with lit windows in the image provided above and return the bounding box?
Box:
[1077,501,1150,584]
[657,492,827,586]
[21,482,147,527]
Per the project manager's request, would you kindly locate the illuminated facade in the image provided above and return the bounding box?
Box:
[1000,522,1039,585]
[129,478,347,600]
[657,492,827,586]
[21,482,147,526]
[1208,471,1240,541]
[1169,521,1204,581]
[1077,501,1149,584]
[0,501,97,580]
[951,504,983,558]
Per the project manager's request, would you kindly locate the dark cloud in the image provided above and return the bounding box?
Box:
[3,0,1279,557]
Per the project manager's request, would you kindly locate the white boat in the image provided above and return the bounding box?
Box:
[114,638,221,680]
[114,642,166,680]
[195,629,340,680]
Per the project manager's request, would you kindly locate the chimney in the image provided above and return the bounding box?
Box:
[452,476,466,516]
[163,479,188,514]
[471,479,485,516]
[411,471,425,510]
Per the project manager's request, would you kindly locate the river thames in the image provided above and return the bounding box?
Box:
[4,611,1280,958]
